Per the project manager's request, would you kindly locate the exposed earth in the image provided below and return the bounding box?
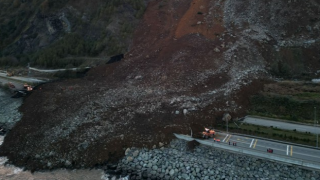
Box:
[1,0,320,171]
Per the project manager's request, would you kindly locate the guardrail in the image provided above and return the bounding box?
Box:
[29,67,91,73]
[174,133,320,171]
[246,115,315,127]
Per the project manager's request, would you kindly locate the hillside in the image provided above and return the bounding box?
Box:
[0,0,320,171]
[0,0,147,67]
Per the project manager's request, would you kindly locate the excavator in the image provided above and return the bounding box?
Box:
[202,127,215,139]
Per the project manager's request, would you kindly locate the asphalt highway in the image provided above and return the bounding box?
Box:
[210,131,320,164]
[243,116,320,134]
[0,76,24,89]
[0,73,45,91]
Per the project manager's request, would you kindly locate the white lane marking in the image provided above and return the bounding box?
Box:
[287,145,289,156]
[250,139,255,148]
[222,134,229,142]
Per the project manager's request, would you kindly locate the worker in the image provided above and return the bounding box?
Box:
[229,142,230,145]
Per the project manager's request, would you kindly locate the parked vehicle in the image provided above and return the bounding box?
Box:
[267,148,273,153]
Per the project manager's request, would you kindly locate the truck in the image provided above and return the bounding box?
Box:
[202,127,215,139]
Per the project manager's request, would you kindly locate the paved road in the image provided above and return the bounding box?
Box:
[212,131,320,164]
[243,116,320,134]
[0,73,45,84]
[0,73,45,91]
[0,76,24,90]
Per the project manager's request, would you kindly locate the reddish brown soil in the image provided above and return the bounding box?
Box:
[175,0,224,40]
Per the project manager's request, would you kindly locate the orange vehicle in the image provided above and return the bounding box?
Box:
[202,127,215,139]
[23,83,33,91]
[7,82,16,89]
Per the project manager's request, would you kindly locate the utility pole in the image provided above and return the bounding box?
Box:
[27,62,30,77]
[315,107,318,148]
[226,118,228,134]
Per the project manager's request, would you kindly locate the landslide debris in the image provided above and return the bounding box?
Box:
[1,0,320,171]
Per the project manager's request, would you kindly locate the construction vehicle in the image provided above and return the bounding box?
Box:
[23,83,33,91]
[202,127,215,139]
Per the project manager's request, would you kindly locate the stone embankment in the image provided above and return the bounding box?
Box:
[117,139,319,180]
[0,89,22,131]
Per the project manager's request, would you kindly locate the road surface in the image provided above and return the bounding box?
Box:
[175,132,320,170]
[0,73,45,91]
[212,132,320,164]
[243,116,320,134]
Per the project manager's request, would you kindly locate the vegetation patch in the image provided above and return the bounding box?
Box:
[0,0,147,69]
[248,81,320,124]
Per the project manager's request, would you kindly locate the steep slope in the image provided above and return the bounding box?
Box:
[0,0,320,171]
[0,0,147,67]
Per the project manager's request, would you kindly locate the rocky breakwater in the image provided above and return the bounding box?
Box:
[0,89,22,132]
[117,139,319,180]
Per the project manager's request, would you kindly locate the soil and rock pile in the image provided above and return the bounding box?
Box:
[0,0,320,171]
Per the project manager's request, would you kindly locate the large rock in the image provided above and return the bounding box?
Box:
[169,169,175,176]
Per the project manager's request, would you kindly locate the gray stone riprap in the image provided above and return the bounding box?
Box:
[117,139,319,180]
[0,89,22,129]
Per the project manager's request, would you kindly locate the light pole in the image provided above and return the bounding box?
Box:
[315,107,318,148]
[226,118,228,134]
[27,63,30,77]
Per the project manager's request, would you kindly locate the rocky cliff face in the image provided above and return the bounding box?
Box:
[0,0,320,171]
